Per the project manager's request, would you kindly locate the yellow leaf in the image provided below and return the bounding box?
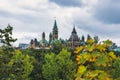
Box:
[96,44,106,52]
[105,77,110,80]
[108,52,117,60]
[87,38,94,44]
[74,46,83,54]
[77,65,87,75]
[76,55,81,59]
[76,57,80,61]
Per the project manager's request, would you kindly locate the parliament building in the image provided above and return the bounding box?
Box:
[30,20,81,49]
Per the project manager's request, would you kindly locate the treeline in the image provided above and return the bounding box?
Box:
[0,25,120,80]
[0,25,76,80]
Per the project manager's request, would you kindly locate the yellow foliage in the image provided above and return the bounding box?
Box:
[87,38,94,44]
[105,77,110,80]
[96,44,106,52]
[108,52,117,60]
[76,57,80,61]
[77,65,87,75]
[74,39,116,80]
[74,46,83,54]
[89,57,96,62]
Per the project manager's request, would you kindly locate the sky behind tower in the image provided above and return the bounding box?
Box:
[0,0,120,46]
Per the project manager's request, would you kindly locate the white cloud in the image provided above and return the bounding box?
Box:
[0,0,120,46]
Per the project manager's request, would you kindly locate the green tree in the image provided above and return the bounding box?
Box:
[28,49,46,80]
[0,26,33,80]
[8,50,33,80]
[0,48,11,79]
[0,49,33,80]
[51,40,66,54]
[0,24,17,47]
[112,58,120,79]
[42,49,76,80]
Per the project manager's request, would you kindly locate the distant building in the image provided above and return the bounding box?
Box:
[0,39,3,46]
[19,43,29,50]
[30,20,81,49]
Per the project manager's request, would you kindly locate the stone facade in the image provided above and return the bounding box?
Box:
[67,27,81,49]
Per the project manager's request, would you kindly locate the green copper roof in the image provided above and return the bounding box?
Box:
[114,47,120,52]
[53,20,58,29]
[45,40,49,44]
[39,40,49,45]
[50,39,58,44]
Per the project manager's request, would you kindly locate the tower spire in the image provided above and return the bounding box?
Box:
[72,25,77,34]
[53,20,58,30]
[52,19,58,40]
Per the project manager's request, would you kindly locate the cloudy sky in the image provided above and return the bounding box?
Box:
[0,0,120,46]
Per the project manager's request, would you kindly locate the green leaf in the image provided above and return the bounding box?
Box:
[96,54,108,66]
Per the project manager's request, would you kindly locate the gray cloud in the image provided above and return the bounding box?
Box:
[49,0,82,7]
[94,0,120,24]
[72,8,120,39]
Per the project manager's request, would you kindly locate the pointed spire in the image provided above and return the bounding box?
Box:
[53,20,58,30]
[49,32,52,37]
[72,26,77,34]
[81,35,85,42]
[42,32,45,38]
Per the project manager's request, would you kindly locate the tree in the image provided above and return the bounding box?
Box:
[8,50,33,80]
[51,40,66,54]
[0,49,33,80]
[0,26,33,80]
[28,49,46,80]
[0,24,17,47]
[74,38,117,80]
[42,49,76,80]
[112,58,120,79]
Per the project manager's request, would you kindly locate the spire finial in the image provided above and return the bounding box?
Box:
[53,19,58,30]
[72,25,77,34]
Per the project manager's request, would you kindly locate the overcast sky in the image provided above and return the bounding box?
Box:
[0,0,120,46]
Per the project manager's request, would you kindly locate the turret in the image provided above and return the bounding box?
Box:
[34,38,38,47]
[42,32,45,44]
[81,35,85,42]
[30,39,33,48]
[49,32,52,44]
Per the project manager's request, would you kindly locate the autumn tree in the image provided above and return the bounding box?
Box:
[74,38,117,80]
